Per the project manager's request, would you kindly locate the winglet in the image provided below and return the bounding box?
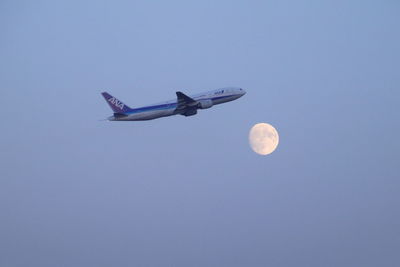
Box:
[101,92,132,114]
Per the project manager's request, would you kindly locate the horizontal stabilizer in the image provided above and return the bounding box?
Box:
[113,113,128,118]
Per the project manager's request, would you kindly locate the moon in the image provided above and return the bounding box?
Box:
[249,123,279,155]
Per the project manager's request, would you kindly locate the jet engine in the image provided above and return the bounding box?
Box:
[197,99,213,109]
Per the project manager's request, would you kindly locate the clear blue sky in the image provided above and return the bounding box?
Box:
[1,0,399,266]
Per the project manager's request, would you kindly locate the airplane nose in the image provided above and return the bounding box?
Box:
[240,88,246,95]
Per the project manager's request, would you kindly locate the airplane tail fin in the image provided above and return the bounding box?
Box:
[101,92,132,114]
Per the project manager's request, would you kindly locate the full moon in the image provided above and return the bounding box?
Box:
[249,123,279,155]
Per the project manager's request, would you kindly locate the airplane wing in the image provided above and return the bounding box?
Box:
[175,91,199,116]
[176,91,197,106]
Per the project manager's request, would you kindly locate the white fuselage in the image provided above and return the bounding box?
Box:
[109,87,246,121]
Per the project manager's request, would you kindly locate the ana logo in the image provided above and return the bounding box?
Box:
[108,97,124,110]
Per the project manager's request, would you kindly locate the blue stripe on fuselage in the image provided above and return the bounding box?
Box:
[125,94,234,115]
[125,103,177,114]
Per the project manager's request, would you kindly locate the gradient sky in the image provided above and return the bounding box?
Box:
[1,0,399,266]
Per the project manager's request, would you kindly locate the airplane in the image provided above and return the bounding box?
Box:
[101,87,246,121]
